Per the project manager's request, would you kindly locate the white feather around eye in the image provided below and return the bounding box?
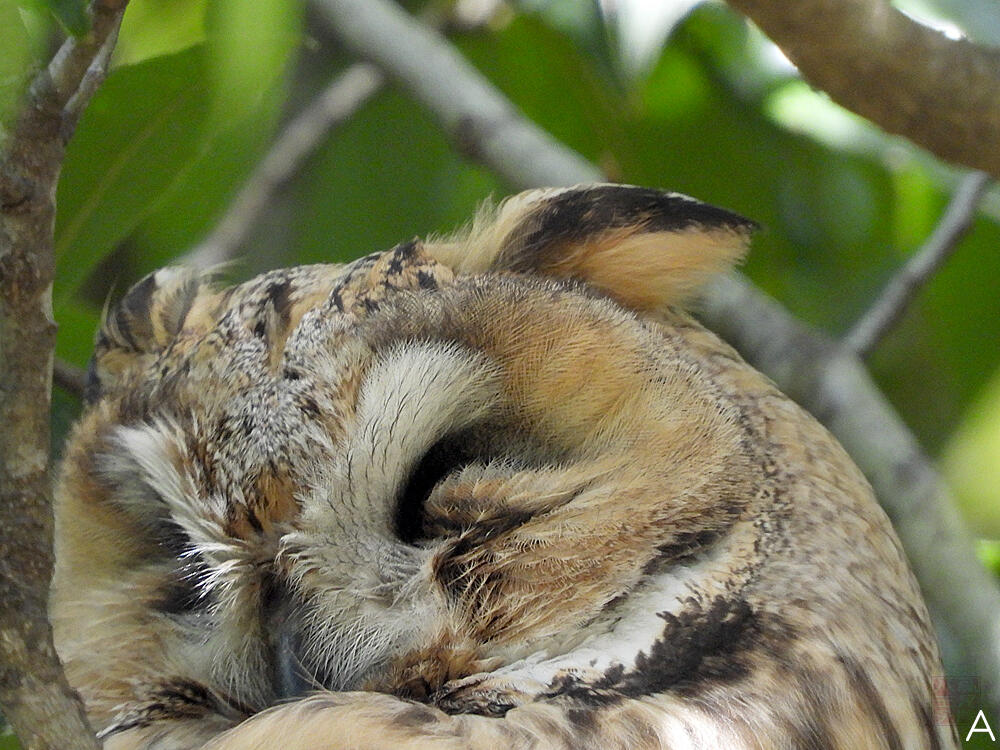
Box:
[327,342,504,531]
[101,421,255,602]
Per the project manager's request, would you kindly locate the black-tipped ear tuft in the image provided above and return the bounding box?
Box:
[426,183,757,312]
[498,185,757,267]
[86,268,215,403]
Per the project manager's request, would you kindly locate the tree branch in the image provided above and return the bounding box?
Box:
[63,22,122,127]
[311,0,602,191]
[311,0,1000,713]
[38,0,129,136]
[0,2,129,748]
[726,0,1000,179]
[183,63,384,269]
[183,4,502,268]
[702,274,1000,708]
[53,359,86,399]
[844,171,992,357]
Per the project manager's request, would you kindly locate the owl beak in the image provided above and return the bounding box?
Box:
[274,619,314,700]
[267,584,315,700]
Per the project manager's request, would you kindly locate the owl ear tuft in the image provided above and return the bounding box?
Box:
[427,184,757,312]
[87,268,217,403]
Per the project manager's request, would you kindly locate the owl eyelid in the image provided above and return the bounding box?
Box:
[394,434,480,544]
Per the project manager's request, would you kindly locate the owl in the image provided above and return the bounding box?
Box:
[51,184,957,749]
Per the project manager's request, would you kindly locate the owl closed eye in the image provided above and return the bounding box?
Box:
[51,184,956,749]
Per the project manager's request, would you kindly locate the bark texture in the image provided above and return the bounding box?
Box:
[0,2,128,748]
[728,0,1000,178]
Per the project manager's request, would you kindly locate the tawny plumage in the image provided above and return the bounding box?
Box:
[51,185,957,749]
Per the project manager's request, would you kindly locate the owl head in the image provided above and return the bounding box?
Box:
[52,185,950,749]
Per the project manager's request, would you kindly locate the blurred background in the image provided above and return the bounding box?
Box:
[2,0,1000,745]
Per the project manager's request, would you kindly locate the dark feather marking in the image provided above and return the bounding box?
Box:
[913,692,946,750]
[98,679,248,738]
[264,279,293,327]
[641,495,746,576]
[498,185,757,273]
[837,653,903,750]
[84,356,103,403]
[774,666,839,750]
[157,274,201,337]
[396,436,480,544]
[116,273,159,349]
[393,704,440,729]
[154,574,209,616]
[566,707,598,733]
[329,287,345,312]
[298,395,321,417]
[387,253,405,276]
[417,270,438,290]
[645,528,726,571]
[615,596,755,698]
[94,447,195,561]
[542,596,762,708]
[246,506,264,533]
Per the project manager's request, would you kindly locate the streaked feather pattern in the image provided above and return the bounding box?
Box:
[52,185,956,749]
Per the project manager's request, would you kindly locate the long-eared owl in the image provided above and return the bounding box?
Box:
[51,184,957,749]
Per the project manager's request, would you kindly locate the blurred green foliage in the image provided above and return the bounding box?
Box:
[43,0,88,34]
[38,0,1000,538]
[0,3,49,127]
[4,0,1000,745]
[0,730,20,750]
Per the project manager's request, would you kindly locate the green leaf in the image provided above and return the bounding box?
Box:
[51,382,84,457]
[516,0,619,85]
[55,297,101,368]
[54,42,292,345]
[114,0,208,66]
[42,0,88,35]
[290,86,502,268]
[0,2,35,129]
[457,14,625,164]
[944,365,1000,536]
[116,72,288,275]
[54,47,213,307]
[0,712,21,750]
[204,0,300,126]
[975,539,1000,578]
